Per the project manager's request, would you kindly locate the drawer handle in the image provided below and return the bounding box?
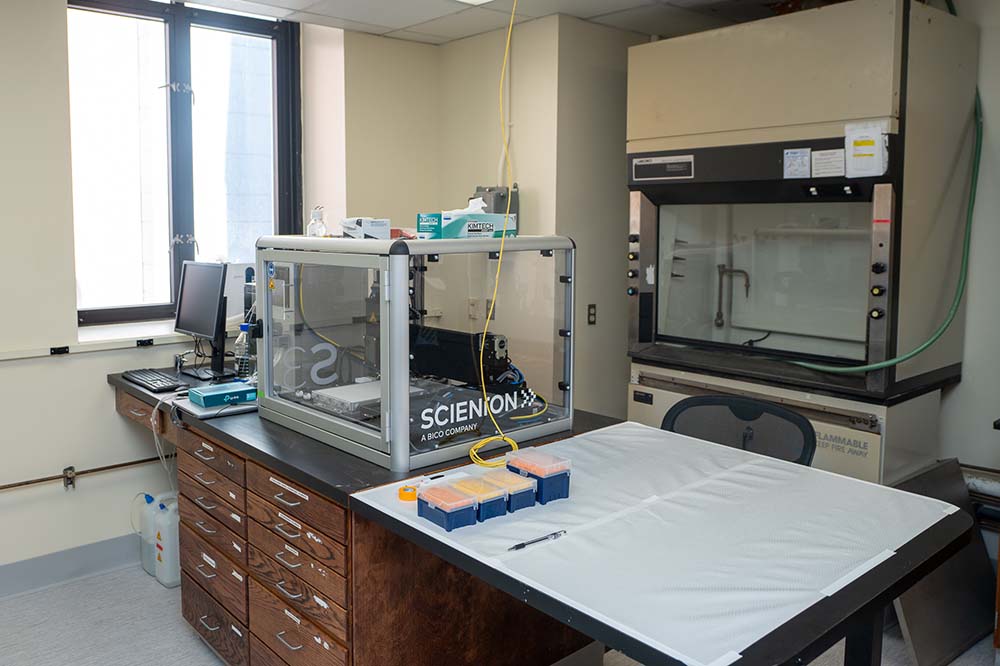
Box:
[275,580,303,600]
[273,492,301,508]
[198,615,220,632]
[194,521,217,535]
[274,523,300,540]
[193,496,217,511]
[194,472,216,486]
[128,408,149,418]
[274,551,301,569]
[196,563,216,580]
[276,631,303,652]
[193,448,216,462]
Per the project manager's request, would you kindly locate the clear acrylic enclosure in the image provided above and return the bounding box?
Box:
[657,201,872,360]
[257,236,574,472]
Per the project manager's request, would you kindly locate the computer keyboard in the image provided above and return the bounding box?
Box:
[123,369,187,393]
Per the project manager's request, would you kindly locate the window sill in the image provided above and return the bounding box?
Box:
[77,319,187,345]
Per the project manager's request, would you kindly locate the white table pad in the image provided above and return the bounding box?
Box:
[354,422,957,666]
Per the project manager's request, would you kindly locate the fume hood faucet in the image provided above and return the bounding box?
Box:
[715,264,750,328]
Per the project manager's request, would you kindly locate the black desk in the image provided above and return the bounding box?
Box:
[110,372,972,666]
[109,371,619,505]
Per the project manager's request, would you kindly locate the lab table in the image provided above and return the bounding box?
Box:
[353,422,974,666]
[109,373,971,666]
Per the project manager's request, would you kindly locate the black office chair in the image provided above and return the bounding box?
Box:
[661,395,817,466]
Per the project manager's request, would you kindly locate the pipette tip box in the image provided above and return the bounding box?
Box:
[417,483,477,532]
[483,469,537,513]
[506,449,571,505]
[450,477,508,522]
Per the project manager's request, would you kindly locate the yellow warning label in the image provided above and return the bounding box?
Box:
[853,139,876,147]
[157,531,162,541]
[157,554,162,562]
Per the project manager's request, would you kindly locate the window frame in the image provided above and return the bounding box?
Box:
[70,0,302,326]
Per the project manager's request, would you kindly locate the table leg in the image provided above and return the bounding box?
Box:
[844,609,885,666]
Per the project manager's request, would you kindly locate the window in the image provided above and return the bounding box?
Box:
[68,0,301,325]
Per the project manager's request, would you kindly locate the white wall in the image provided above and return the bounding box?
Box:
[342,32,441,228]
[0,0,78,353]
[0,1,184,567]
[939,0,1000,468]
[556,18,645,418]
[0,344,184,566]
[301,24,347,225]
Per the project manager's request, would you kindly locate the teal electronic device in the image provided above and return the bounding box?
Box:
[189,382,258,408]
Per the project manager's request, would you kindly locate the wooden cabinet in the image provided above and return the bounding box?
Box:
[178,494,248,566]
[246,493,347,571]
[180,524,249,623]
[249,578,349,666]
[247,520,347,609]
[179,449,247,509]
[248,544,348,643]
[117,386,588,666]
[247,463,346,543]
[179,428,246,485]
[179,470,247,539]
[181,573,249,666]
[173,421,351,666]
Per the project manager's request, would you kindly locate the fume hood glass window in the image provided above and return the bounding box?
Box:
[68,9,171,311]
[657,202,872,361]
[191,26,276,266]
[409,251,570,454]
[266,262,382,432]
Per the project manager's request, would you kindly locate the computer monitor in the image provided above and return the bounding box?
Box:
[175,261,233,380]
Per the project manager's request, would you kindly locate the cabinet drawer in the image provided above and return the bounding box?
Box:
[116,391,159,432]
[247,493,347,572]
[179,494,247,566]
[249,578,348,666]
[180,524,248,623]
[248,544,348,644]
[178,449,246,509]
[181,572,249,666]
[250,635,288,666]
[247,464,346,544]
[178,428,245,486]
[179,469,247,538]
[248,519,347,603]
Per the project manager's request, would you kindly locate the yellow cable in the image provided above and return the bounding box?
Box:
[298,267,364,360]
[469,0,519,468]
[510,394,548,421]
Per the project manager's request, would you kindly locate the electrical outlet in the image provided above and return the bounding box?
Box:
[587,304,597,325]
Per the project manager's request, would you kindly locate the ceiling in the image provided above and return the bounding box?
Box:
[186,0,783,44]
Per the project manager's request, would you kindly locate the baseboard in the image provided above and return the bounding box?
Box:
[0,533,141,600]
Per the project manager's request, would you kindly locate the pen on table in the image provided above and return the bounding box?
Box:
[508,530,566,552]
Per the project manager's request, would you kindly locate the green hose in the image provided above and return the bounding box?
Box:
[792,1,982,375]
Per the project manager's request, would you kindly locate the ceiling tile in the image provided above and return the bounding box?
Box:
[238,0,317,10]
[301,0,467,30]
[486,0,655,19]
[284,11,394,33]
[590,3,730,37]
[383,30,451,45]
[186,0,295,18]
[402,7,523,40]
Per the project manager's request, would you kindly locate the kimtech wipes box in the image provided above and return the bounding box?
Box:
[416,212,517,239]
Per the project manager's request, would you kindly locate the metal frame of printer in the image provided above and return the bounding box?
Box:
[255,235,576,473]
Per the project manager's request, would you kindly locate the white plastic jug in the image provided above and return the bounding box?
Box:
[138,490,177,577]
[154,499,180,588]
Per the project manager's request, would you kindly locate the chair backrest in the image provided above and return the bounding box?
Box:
[661,395,817,466]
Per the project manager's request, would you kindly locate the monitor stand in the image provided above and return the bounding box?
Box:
[181,366,235,382]
[182,307,236,382]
